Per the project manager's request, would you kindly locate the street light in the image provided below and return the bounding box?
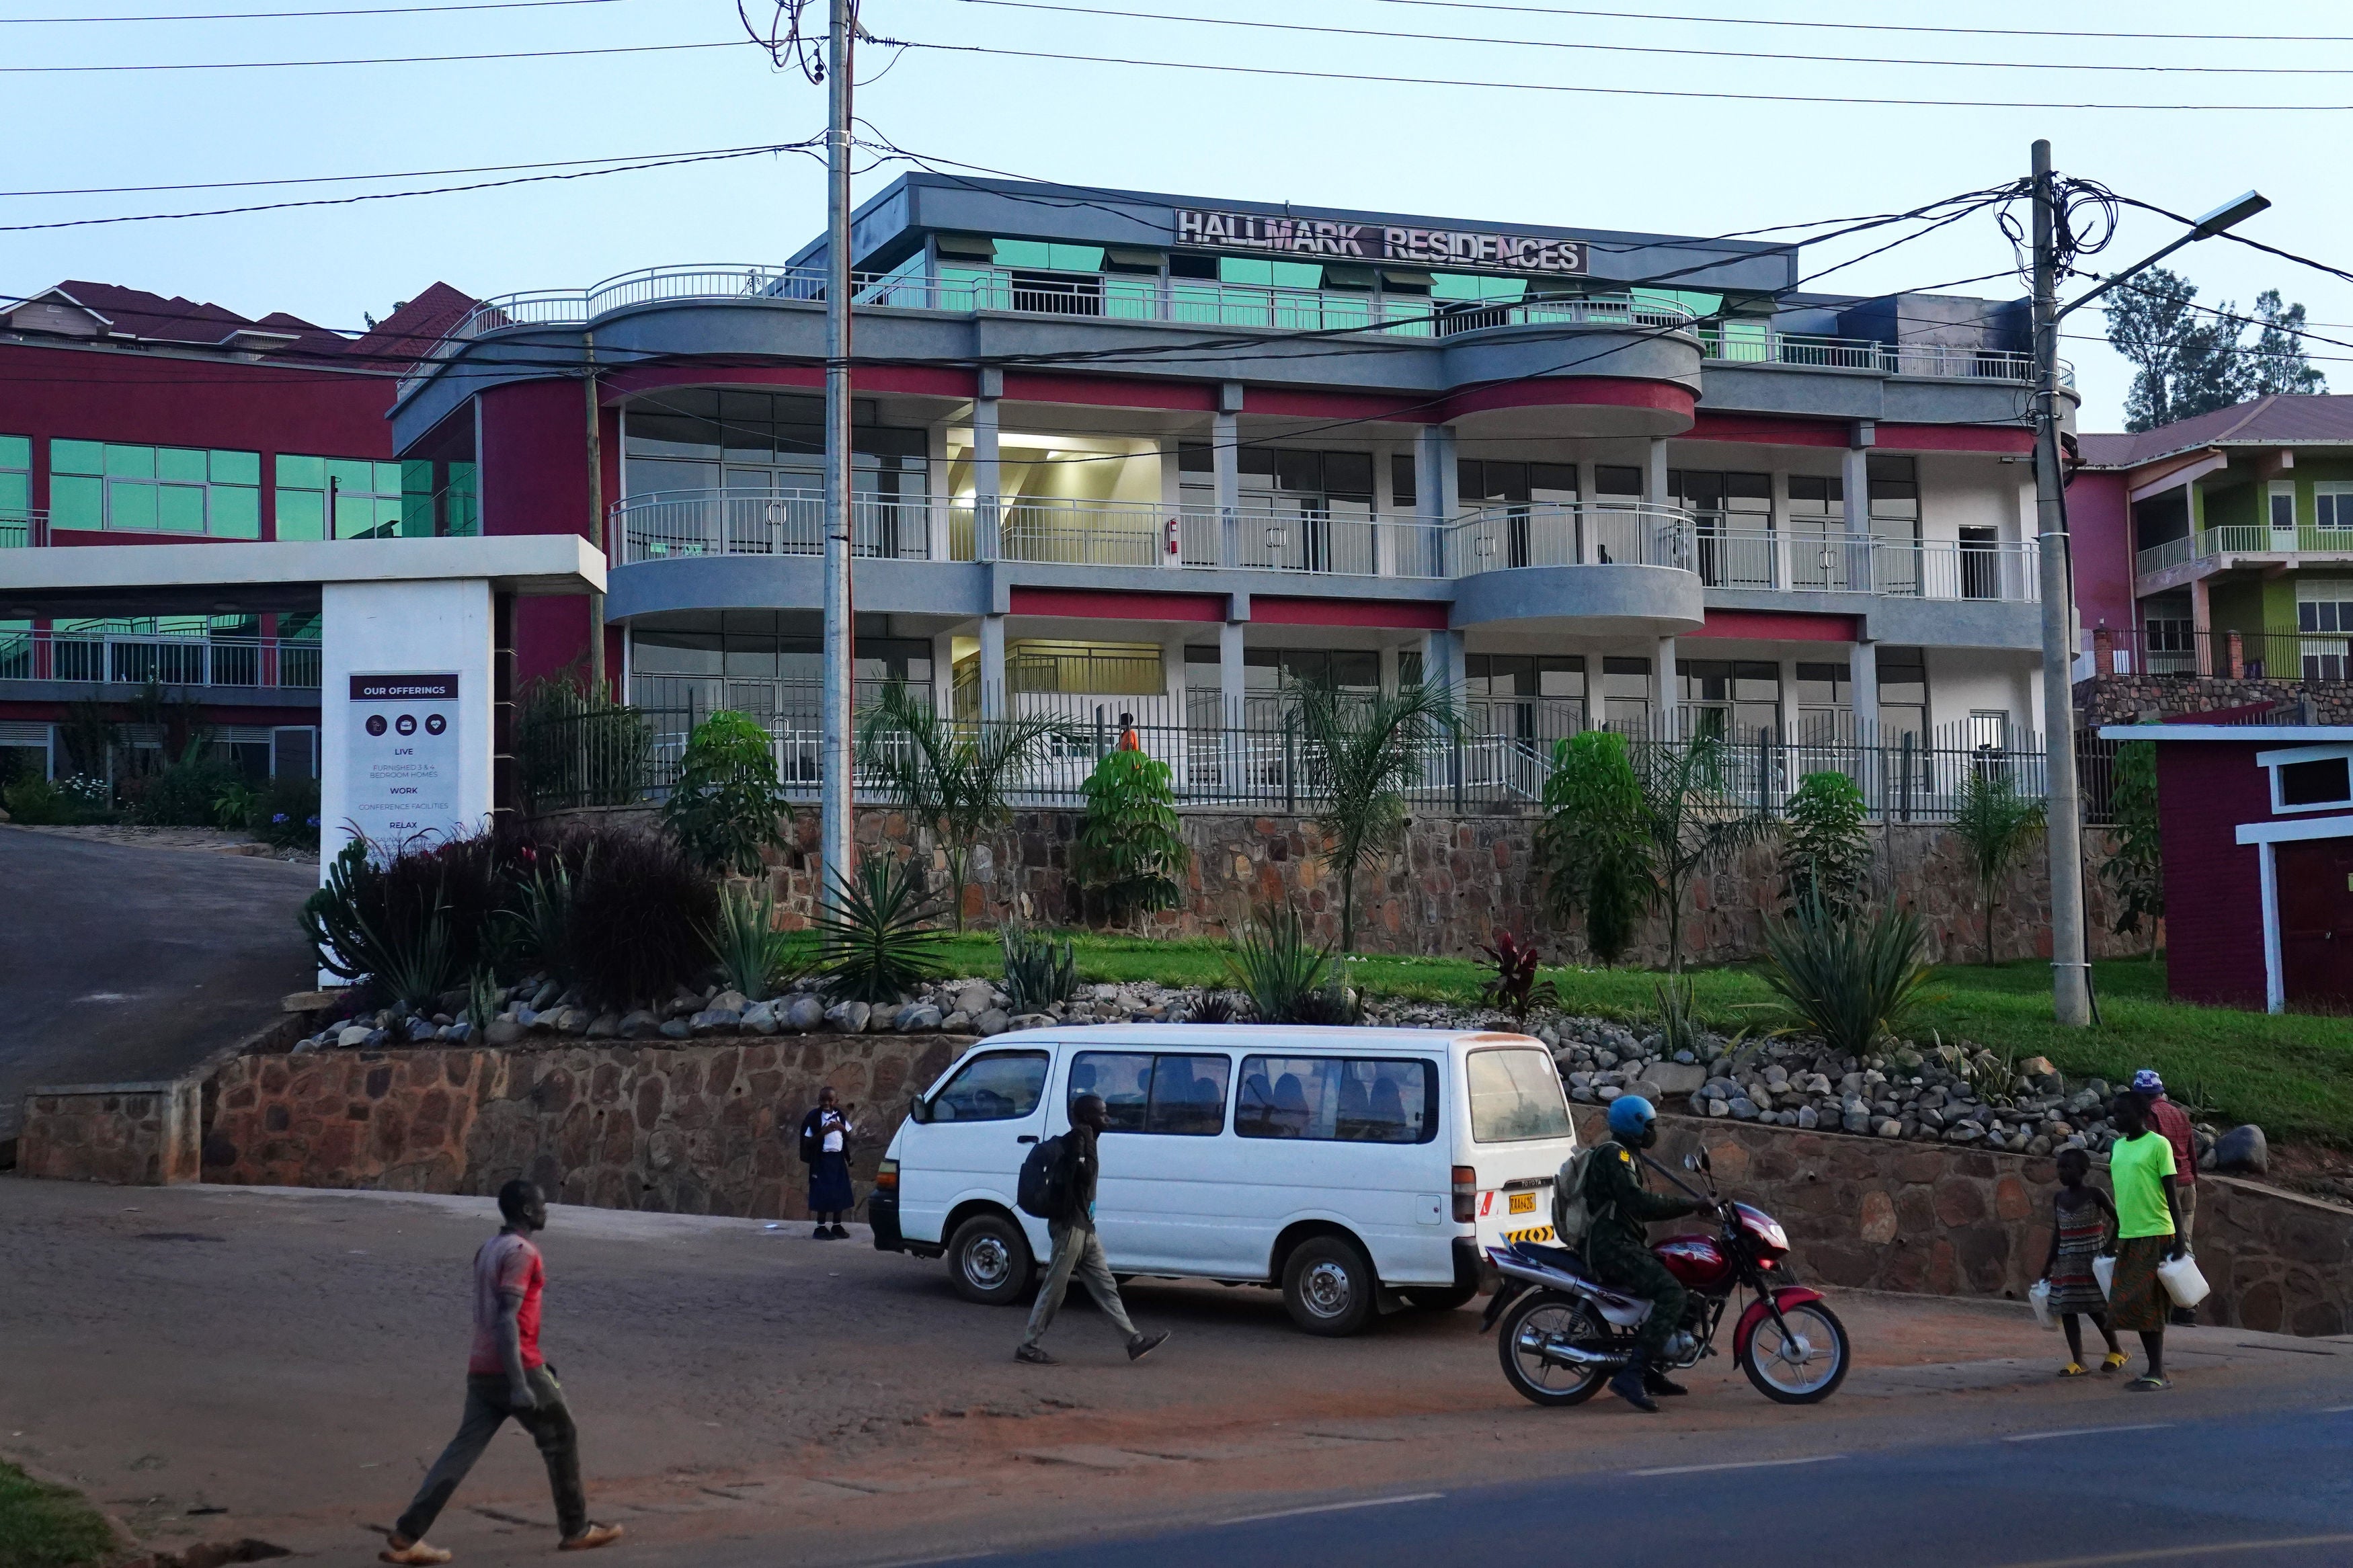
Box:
[2030,139,2268,1029]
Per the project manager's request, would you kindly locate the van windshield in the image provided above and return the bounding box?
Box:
[1466,1048,1574,1143]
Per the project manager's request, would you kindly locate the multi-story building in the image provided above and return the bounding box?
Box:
[0,280,471,782]
[2074,395,2353,687]
[389,175,2061,809]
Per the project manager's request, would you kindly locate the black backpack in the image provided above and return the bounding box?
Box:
[1016,1134,1068,1220]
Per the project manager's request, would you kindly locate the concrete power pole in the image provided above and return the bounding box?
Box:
[818,0,856,907]
[2030,138,2091,1028]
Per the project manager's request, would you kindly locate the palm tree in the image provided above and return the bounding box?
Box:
[1952,768,2046,964]
[1293,678,1459,954]
[856,683,1067,930]
[1633,731,1775,973]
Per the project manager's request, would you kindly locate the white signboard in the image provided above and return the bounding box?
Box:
[344,671,463,848]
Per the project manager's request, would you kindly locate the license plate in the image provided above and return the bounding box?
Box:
[1508,1192,1536,1214]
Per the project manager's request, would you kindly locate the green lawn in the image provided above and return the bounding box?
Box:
[0,1462,118,1568]
[920,933,2353,1146]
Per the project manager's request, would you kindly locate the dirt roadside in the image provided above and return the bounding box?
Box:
[4,1180,2346,1568]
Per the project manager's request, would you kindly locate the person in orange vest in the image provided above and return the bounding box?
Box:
[1117,710,1141,751]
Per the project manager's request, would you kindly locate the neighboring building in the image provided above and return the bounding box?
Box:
[2074,395,2353,688]
[0,280,473,782]
[2100,718,2353,1011]
[390,175,2061,807]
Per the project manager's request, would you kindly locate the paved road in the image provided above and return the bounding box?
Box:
[947,1406,2353,1568]
[0,827,317,1134]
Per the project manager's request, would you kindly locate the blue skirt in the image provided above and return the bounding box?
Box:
[808,1151,854,1215]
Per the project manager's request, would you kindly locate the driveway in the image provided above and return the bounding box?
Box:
[5,1180,2348,1568]
[0,827,317,1136]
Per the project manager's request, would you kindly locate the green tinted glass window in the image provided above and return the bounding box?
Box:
[156,486,206,532]
[325,458,374,491]
[51,440,103,475]
[110,481,159,530]
[374,462,403,494]
[0,472,26,512]
[155,446,206,483]
[1432,273,1527,302]
[276,489,325,542]
[276,454,325,489]
[50,474,101,530]
[0,436,27,470]
[210,449,260,486]
[210,487,260,539]
[106,444,157,479]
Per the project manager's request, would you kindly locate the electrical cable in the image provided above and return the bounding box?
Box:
[0,143,817,200]
[0,36,754,72]
[1356,0,2353,46]
[1,0,631,19]
[932,0,2353,77]
[2108,194,2353,291]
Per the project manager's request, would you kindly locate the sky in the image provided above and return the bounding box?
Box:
[11,0,2353,432]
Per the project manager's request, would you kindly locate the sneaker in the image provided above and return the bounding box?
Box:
[1014,1344,1057,1365]
[1127,1331,1170,1362]
[811,1224,829,1239]
[380,1540,452,1566]
[829,1225,850,1240]
[559,1524,624,1552]
[1607,1364,1659,1413]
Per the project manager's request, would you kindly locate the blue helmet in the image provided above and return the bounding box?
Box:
[1607,1094,1658,1143]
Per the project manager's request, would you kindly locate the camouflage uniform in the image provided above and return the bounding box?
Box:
[1581,1139,1704,1361]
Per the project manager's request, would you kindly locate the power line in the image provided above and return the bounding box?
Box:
[873,36,2353,111]
[2108,195,2353,292]
[0,0,631,21]
[936,0,2353,76]
[1361,0,2353,46]
[0,142,805,199]
[0,36,752,72]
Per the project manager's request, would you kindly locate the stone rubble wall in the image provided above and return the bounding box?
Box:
[2076,673,2353,726]
[565,805,2143,966]
[17,1081,202,1187]
[1576,1109,2353,1337]
[197,1035,963,1218]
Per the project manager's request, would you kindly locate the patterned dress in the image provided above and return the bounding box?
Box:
[2048,1197,2110,1315]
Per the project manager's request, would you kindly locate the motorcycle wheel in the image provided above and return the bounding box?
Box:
[1739,1299,1850,1405]
[1496,1291,1613,1407]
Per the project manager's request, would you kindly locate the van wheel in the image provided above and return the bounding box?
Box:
[1282,1235,1377,1336]
[1403,1284,1480,1311]
[946,1212,1033,1306]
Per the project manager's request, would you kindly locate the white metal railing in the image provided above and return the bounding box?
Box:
[2135,524,2353,579]
[616,489,931,563]
[0,630,321,688]
[0,509,44,550]
[1445,503,1697,575]
[1698,527,2039,601]
[1698,326,2068,386]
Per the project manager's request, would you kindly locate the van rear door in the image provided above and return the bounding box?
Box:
[1459,1042,1582,1250]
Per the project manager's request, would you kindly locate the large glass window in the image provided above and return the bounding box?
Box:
[1679,659,1780,743]
[0,436,28,544]
[1878,647,1929,750]
[51,440,260,538]
[1002,641,1164,697]
[928,1051,1049,1122]
[1466,1048,1574,1143]
[1795,661,1853,744]
[1069,1051,1232,1137]
[1602,655,1652,734]
[1466,653,1585,740]
[274,455,409,541]
[1236,1056,1437,1144]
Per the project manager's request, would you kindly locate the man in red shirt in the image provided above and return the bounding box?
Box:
[380,1181,622,1564]
[2133,1069,2200,1327]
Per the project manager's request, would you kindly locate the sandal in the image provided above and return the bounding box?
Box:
[2102,1352,2129,1372]
[2057,1362,2089,1378]
[2125,1374,2172,1392]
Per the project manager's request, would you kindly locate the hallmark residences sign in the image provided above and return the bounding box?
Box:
[1175,208,1589,276]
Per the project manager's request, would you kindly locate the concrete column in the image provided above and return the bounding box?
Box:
[1212,407,1240,568]
[1160,630,1187,730]
[972,369,1002,563]
[930,630,957,716]
[1778,654,1803,746]
[1646,438,1671,507]
[2190,574,2214,674]
[1219,617,1246,727]
[1771,469,1793,590]
[1576,458,1600,565]
[980,612,1006,720]
[1655,635,1677,737]
[1373,441,1398,577]
[1378,643,1401,697]
[1843,423,1874,591]
[1849,636,1879,740]
[926,419,952,562]
[1425,627,1467,694]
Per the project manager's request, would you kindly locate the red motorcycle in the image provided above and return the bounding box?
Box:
[1480,1149,1849,1407]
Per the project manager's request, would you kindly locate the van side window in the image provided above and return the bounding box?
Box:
[1236,1057,1436,1144]
[1070,1050,1232,1137]
[930,1051,1049,1121]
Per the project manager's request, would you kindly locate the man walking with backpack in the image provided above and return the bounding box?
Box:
[1015,1093,1170,1366]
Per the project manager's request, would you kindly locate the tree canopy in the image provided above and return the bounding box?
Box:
[2104,267,2324,433]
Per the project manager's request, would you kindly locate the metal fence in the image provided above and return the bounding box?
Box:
[530,699,2123,824]
[0,628,321,688]
[2091,626,2353,684]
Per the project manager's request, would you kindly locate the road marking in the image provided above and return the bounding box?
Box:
[1628,1454,1845,1477]
[2322,1405,2353,1413]
[2003,1423,2173,1444]
[1989,1534,2353,1567]
[1219,1492,1444,1526]
[2234,1341,2342,1356]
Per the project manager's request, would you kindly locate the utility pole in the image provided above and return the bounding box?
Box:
[818,0,855,907]
[2030,138,2091,1028]
[584,331,606,695]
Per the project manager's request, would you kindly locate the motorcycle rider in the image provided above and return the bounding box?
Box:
[1583,1096,1708,1413]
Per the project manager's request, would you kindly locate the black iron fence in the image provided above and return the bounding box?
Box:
[2091,626,2353,684]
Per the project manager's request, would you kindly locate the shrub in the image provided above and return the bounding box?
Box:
[1757,895,1934,1060]
[1651,973,1709,1059]
[122,751,236,827]
[1072,747,1189,919]
[1478,932,1558,1024]
[1187,990,1238,1024]
[3,774,110,825]
[300,839,458,1010]
[2102,738,2163,950]
[1293,679,1458,953]
[212,779,260,831]
[704,881,797,1003]
[1224,901,1349,1024]
[508,859,580,987]
[1952,770,2046,964]
[1002,923,1078,1014]
[255,776,321,852]
[663,710,785,877]
[1779,770,1872,919]
[563,825,720,1009]
[815,856,947,1004]
[1535,731,1651,966]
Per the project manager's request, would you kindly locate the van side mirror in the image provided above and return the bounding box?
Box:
[908,1097,930,1125]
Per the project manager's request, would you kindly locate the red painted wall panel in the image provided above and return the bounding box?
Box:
[1439,378,1693,422]
[1009,587,1224,622]
[479,379,598,687]
[2156,741,2272,1007]
[2066,469,2137,639]
[1252,597,1450,630]
[1687,610,1860,642]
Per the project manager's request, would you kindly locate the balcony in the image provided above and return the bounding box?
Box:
[0,628,321,690]
[2135,524,2353,584]
[1695,528,2040,602]
[0,509,44,550]
[1697,326,2069,386]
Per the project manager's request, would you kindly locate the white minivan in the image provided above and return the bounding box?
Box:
[867,1024,1582,1335]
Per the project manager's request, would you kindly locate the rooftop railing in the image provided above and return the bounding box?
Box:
[2135,524,2353,579]
[1697,325,2068,386]
[0,629,322,689]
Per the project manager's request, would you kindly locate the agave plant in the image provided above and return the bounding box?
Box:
[1224,901,1351,1025]
[705,880,797,1003]
[1001,923,1078,1014]
[814,856,948,1005]
[1757,894,1934,1061]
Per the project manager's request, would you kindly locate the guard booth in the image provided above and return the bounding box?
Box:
[0,535,606,865]
[2101,719,2353,1012]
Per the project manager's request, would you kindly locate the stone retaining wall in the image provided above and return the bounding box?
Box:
[1574,1109,2353,1337]
[2076,672,2353,726]
[198,1035,963,1218]
[18,1080,202,1187]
